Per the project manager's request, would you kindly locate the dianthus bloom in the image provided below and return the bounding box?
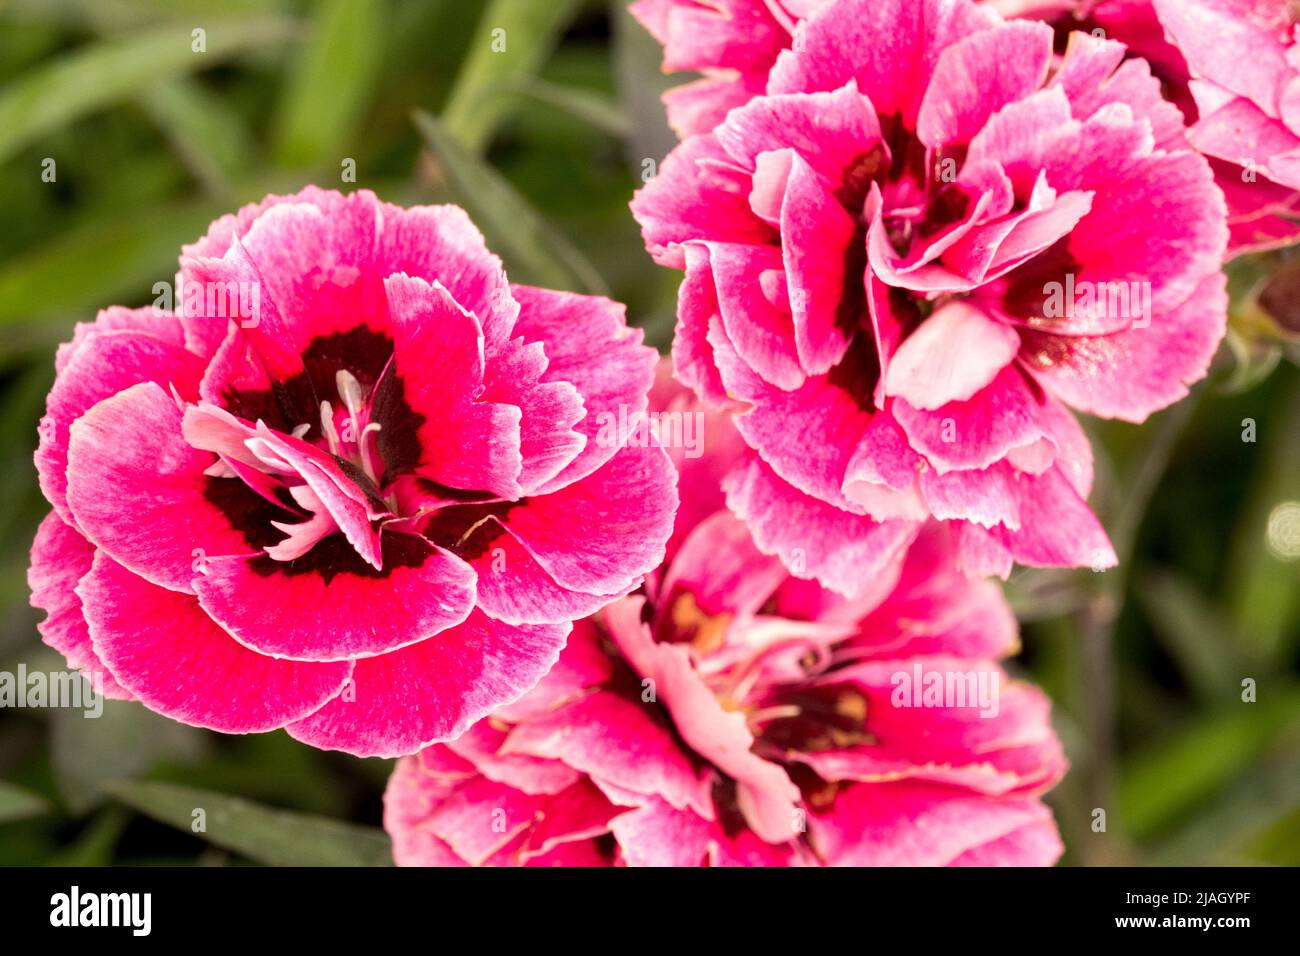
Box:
[383,371,1066,866]
[632,0,1228,593]
[29,187,676,757]
[1149,0,1300,252]
[630,0,832,136]
[635,0,1300,253]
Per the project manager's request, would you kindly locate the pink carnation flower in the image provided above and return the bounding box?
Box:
[1148,0,1300,252]
[632,0,1229,593]
[994,2,1300,253]
[29,187,677,757]
[636,0,1297,252]
[383,371,1066,866]
[630,0,832,136]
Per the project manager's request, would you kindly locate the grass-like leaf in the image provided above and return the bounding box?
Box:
[0,780,50,823]
[1117,690,1300,838]
[414,108,607,294]
[0,16,299,165]
[441,0,583,152]
[272,0,383,169]
[107,780,393,867]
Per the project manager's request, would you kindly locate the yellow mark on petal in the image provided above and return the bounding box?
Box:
[670,591,732,654]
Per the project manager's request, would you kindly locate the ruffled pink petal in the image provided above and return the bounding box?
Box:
[1152,0,1292,118]
[178,187,360,359]
[919,461,1024,531]
[768,0,998,124]
[846,521,1019,659]
[993,464,1116,570]
[1189,94,1300,191]
[64,383,271,594]
[610,796,798,867]
[493,618,615,723]
[226,195,385,352]
[714,83,885,186]
[978,98,1227,323]
[502,690,713,818]
[522,838,616,867]
[719,331,874,509]
[37,323,205,524]
[892,365,1054,474]
[418,775,552,865]
[1051,31,1188,152]
[445,721,580,796]
[672,244,733,406]
[480,335,586,494]
[515,779,625,864]
[54,306,185,375]
[496,441,678,595]
[663,74,767,139]
[724,450,918,598]
[630,0,788,76]
[510,285,658,494]
[286,610,569,757]
[797,659,1067,795]
[953,520,1015,578]
[779,154,862,374]
[884,301,1021,411]
[1021,271,1229,422]
[78,552,351,733]
[192,532,476,662]
[660,511,788,620]
[948,813,1063,865]
[651,361,749,553]
[376,202,518,351]
[809,780,1061,866]
[1218,158,1300,254]
[916,20,1054,149]
[383,755,473,866]
[28,512,133,700]
[604,599,802,843]
[694,240,805,389]
[631,134,776,269]
[469,526,623,627]
[382,273,523,497]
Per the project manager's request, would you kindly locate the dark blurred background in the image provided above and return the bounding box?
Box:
[0,0,1296,866]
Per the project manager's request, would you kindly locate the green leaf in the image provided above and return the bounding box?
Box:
[1225,380,1300,665]
[49,686,207,814]
[505,79,629,139]
[3,0,288,31]
[440,0,583,152]
[272,0,384,169]
[139,78,256,195]
[1152,750,1300,865]
[48,807,130,866]
[108,781,393,866]
[1117,690,1300,838]
[0,201,226,329]
[414,108,607,294]
[0,16,299,166]
[610,0,678,168]
[0,780,50,822]
[1134,568,1250,703]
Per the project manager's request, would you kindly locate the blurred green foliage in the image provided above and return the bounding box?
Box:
[0,0,1296,866]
